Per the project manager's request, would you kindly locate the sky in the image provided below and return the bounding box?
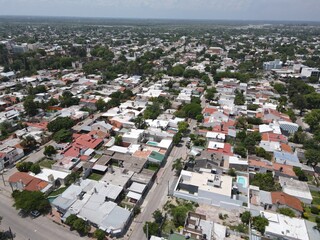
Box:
[0,0,320,21]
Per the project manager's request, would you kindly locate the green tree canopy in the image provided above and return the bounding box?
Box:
[251,173,279,191]
[23,96,38,116]
[44,145,57,156]
[53,129,73,143]
[12,190,51,214]
[48,117,75,133]
[277,208,295,217]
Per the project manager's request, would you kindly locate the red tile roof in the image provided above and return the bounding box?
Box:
[271,192,303,212]
[8,172,48,192]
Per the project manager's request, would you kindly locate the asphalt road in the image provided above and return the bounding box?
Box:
[128,138,189,240]
[0,194,85,240]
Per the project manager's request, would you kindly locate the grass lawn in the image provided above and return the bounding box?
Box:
[311,191,320,205]
[162,220,176,234]
[88,172,104,181]
[48,187,67,197]
[39,159,55,169]
[147,163,160,171]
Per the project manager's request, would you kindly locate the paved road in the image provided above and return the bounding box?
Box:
[0,194,86,240]
[128,139,189,240]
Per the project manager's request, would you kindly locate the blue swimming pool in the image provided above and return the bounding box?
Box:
[237,176,247,188]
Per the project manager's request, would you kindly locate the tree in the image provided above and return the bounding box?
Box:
[293,167,308,181]
[178,122,189,135]
[72,218,90,236]
[305,109,320,132]
[247,104,259,111]
[241,211,252,225]
[171,205,190,227]
[234,89,245,105]
[20,135,37,151]
[65,214,78,226]
[16,162,33,172]
[173,132,182,146]
[95,98,107,111]
[305,149,320,167]
[65,172,80,186]
[176,103,202,119]
[114,135,123,146]
[172,158,183,176]
[152,210,164,224]
[228,168,236,177]
[12,190,51,214]
[196,114,204,123]
[134,116,147,129]
[53,129,73,143]
[48,117,75,133]
[234,145,247,158]
[251,173,279,191]
[292,94,307,116]
[255,147,272,161]
[252,216,269,235]
[93,229,105,240]
[273,83,287,94]
[23,96,38,116]
[44,145,57,156]
[30,163,41,174]
[143,221,160,237]
[277,208,295,217]
[205,87,217,101]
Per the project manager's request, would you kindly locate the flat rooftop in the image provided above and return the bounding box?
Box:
[179,170,233,197]
[99,166,134,188]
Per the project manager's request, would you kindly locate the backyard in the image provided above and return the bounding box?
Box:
[88,172,104,181]
[39,158,55,169]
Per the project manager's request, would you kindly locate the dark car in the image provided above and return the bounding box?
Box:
[18,209,28,218]
[30,210,41,218]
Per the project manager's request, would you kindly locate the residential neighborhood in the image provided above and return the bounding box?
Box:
[0,14,320,240]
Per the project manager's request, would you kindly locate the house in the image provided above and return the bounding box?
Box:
[173,170,244,209]
[248,159,297,179]
[206,131,226,142]
[91,121,113,134]
[207,141,233,156]
[279,176,313,204]
[273,151,300,167]
[31,168,69,187]
[271,192,303,217]
[263,211,316,240]
[122,129,144,144]
[0,146,24,167]
[8,172,49,192]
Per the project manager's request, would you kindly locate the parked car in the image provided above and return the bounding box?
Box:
[18,209,28,218]
[30,210,41,218]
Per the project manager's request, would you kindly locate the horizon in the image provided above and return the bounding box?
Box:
[0,0,320,22]
[1,15,320,24]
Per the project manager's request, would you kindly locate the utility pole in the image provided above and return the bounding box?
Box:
[146,222,149,240]
[0,161,5,186]
[167,180,170,196]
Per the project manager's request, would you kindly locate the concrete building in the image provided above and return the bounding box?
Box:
[278,176,313,204]
[173,170,243,209]
[263,59,282,71]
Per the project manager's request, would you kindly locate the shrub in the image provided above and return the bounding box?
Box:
[311,206,320,215]
[277,208,295,217]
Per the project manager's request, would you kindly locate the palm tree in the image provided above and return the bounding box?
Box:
[172,158,183,176]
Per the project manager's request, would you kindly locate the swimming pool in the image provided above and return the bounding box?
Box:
[147,141,159,147]
[47,196,57,203]
[237,176,248,188]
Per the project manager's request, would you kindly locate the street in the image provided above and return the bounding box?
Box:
[0,194,86,240]
[127,137,189,240]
